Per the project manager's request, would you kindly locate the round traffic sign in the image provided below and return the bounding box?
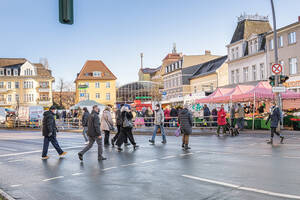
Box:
[272,64,282,74]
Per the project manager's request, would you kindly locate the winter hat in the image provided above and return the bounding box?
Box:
[49,105,56,111]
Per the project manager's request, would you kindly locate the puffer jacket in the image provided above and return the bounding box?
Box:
[82,111,89,127]
[217,108,227,125]
[87,110,101,137]
[154,109,164,125]
[42,111,57,137]
[266,106,281,128]
[178,108,193,135]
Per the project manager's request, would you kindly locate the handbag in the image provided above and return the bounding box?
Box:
[157,127,161,133]
[123,115,133,128]
[175,127,181,137]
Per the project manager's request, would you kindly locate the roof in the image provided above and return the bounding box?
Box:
[181,65,202,85]
[230,19,272,44]
[76,60,117,81]
[33,63,53,78]
[190,56,228,79]
[266,21,300,36]
[140,66,161,74]
[162,53,182,61]
[0,58,26,67]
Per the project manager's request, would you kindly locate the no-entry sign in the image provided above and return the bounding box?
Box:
[272,64,282,74]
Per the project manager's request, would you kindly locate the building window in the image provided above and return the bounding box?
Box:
[236,69,239,83]
[0,69,4,76]
[243,67,249,82]
[252,65,256,81]
[106,82,110,88]
[24,81,33,89]
[15,94,19,102]
[7,95,12,102]
[278,36,283,47]
[106,93,110,100]
[40,82,48,88]
[235,47,239,58]
[7,82,11,89]
[269,39,274,50]
[289,58,298,75]
[279,60,284,75]
[95,82,100,88]
[96,93,100,99]
[6,69,11,76]
[24,69,33,76]
[288,32,296,44]
[231,49,235,60]
[260,63,265,80]
[93,71,102,77]
[15,82,19,89]
[231,70,235,84]
[13,69,18,76]
[0,82,4,88]
[254,40,258,52]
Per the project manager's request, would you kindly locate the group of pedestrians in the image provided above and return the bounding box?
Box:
[41,101,285,160]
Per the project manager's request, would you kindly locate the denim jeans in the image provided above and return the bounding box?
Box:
[170,118,177,127]
[237,118,244,130]
[82,126,88,142]
[151,125,166,142]
[42,134,63,157]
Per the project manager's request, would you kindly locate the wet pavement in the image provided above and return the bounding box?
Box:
[0,129,300,200]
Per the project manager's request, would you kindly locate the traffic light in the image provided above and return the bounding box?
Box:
[269,75,275,86]
[279,75,289,84]
[59,0,74,25]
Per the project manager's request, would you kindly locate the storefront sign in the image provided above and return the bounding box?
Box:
[284,81,300,88]
[272,86,286,93]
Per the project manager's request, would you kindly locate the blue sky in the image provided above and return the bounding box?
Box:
[0,0,299,87]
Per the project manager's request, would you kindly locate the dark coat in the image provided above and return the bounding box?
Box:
[212,109,218,121]
[170,108,178,117]
[81,110,89,127]
[266,106,281,128]
[42,111,57,137]
[115,109,122,126]
[87,110,101,137]
[178,108,193,135]
[121,111,133,128]
[203,107,210,117]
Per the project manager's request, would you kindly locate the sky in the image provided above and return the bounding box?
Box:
[0,0,300,88]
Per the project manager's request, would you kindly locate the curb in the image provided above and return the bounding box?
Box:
[0,188,15,200]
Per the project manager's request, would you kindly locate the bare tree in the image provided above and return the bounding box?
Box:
[39,57,49,69]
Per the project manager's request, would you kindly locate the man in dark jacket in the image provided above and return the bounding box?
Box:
[178,105,193,150]
[170,107,178,127]
[81,107,89,144]
[42,106,67,160]
[203,104,211,127]
[78,105,106,161]
[266,102,284,145]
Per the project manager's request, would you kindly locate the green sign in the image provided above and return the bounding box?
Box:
[136,96,152,100]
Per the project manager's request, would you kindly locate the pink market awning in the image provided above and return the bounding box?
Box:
[195,88,233,103]
[213,85,255,103]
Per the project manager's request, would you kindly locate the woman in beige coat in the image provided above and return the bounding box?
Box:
[101,106,114,146]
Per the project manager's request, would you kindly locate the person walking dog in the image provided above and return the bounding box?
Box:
[78,105,106,161]
[41,106,67,160]
[266,102,284,145]
[178,105,193,150]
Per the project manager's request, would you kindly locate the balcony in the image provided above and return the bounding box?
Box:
[37,87,50,93]
[0,101,8,106]
[37,98,52,105]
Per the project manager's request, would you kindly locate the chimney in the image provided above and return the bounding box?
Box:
[205,50,211,55]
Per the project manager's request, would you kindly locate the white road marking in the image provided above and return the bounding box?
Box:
[161,155,176,160]
[121,163,138,167]
[182,175,300,200]
[180,153,194,156]
[284,156,300,159]
[102,167,117,171]
[72,172,83,176]
[10,184,22,188]
[141,159,157,164]
[8,159,24,163]
[42,176,64,182]
[0,145,85,158]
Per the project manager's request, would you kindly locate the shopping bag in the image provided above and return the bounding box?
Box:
[175,127,181,137]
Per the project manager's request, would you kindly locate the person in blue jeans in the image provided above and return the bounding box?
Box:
[149,104,166,144]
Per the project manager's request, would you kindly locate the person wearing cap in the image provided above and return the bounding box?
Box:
[41,105,67,160]
[81,107,89,144]
[78,105,106,161]
[149,104,166,144]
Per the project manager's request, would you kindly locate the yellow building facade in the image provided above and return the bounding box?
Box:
[75,60,117,106]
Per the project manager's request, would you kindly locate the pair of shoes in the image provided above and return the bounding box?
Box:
[161,141,167,144]
[41,156,49,160]
[59,152,67,157]
[117,147,123,152]
[267,138,273,145]
[133,145,139,150]
[182,143,184,148]
[149,140,155,144]
[98,157,107,161]
[184,144,191,150]
[78,153,83,161]
[280,136,284,144]
[111,139,115,147]
[124,143,131,146]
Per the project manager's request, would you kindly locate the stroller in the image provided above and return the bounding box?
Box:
[225,123,239,136]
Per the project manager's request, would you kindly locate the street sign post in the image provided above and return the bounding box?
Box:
[272,64,282,74]
[272,87,286,93]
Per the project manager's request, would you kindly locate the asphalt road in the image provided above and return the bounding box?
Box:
[0,129,300,200]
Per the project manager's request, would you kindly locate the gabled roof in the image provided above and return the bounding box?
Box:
[162,53,181,61]
[0,58,27,67]
[140,66,161,74]
[190,56,228,79]
[230,19,272,44]
[76,60,117,81]
[33,63,53,78]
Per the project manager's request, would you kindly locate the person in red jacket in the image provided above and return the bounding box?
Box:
[164,107,171,127]
[217,105,227,136]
